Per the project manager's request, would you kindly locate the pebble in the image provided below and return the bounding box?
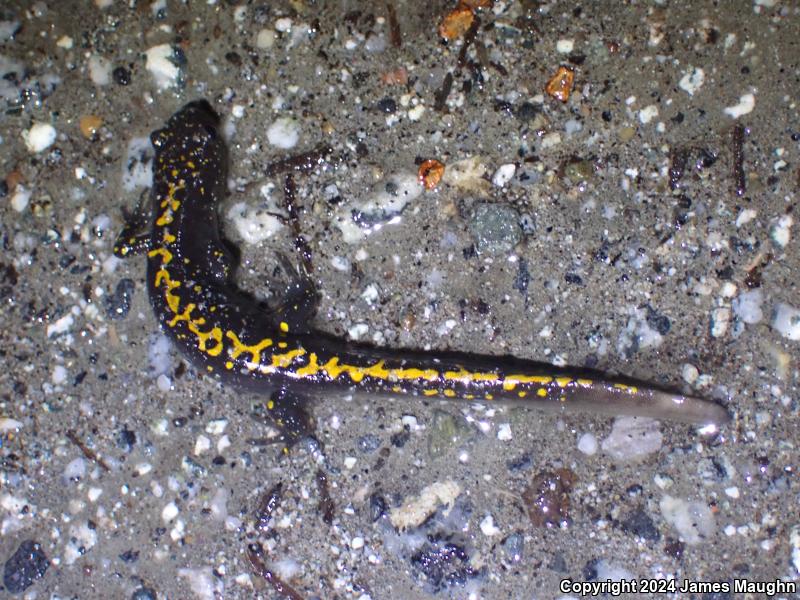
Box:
[266,117,300,149]
[576,432,598,455]
[601,417,662,461]
[723,93,755,119]
[659,494,716,545]
[22,123,57,153]
[145,44,184,90]
[502,533,524,562]
[620,507,660,541]
[112,66,131,85]
[771,303,800,340]
[3,540,49,593]
[105,278,135,320]
[731,289,763,324]
[467,203,522,254]
[491,163,516,187]
[88,54,111,85]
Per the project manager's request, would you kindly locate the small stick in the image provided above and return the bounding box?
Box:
[265,145,332,177]
[254,482,283,531]
[732,124,746,196]
[247,546,305,600]
[315,468,335,525]
[386,1,402,48]
[66,429,110,472]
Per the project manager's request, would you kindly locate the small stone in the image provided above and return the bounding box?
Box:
[659,495,715,545]
[79,115,103,139]
[22,123,57,153]
[732,289,763,324]
[620,507,660,541]
[601,417,662,461]
[357,433,381,453]
[112,66,131,85]
[491,163,516,187]
[105,278,135,320]
[502,533,524,562]
[467,203,522,254]
[577,432,598,455]
[772,303,800,341]
[3,540,49,593]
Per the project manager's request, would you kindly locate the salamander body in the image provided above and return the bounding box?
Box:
[115,100,730,441]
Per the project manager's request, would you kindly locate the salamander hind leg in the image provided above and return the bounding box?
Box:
[265,387,317,452]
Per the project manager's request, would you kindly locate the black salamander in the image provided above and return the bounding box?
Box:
[114,100,730,443]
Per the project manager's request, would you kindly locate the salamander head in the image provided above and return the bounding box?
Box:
[150,100,226,177]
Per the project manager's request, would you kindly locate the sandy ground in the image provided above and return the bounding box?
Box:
[1,1,799,598]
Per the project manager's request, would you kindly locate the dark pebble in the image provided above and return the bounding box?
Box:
[117,426,136,451]
[375,97,397,113]
[118,549,139,563]
[368,493,388,522]
[212,455,226,466]
[390,428,410,448]
[620,507,660,541]
[646,309,671,335]
[506,453,532,472]
[3,540,49,594]
[105,278,135,320]
[515,102,539,121]
[112,66,131,86]
[564,273,583,285]
[357,433,381,453]
[410,537,478,592]
[131,587,157,600]
[224,51,242,66]
[0,180,8,197]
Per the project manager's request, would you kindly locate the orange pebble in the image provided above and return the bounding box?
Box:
[418,159,445,190]
[545,66,575,103]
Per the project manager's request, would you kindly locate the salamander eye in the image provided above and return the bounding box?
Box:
[151,130,167,148]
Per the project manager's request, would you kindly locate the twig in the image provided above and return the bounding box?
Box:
[66,429,110,472]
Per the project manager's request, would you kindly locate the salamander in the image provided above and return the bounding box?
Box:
[114,100,730,444]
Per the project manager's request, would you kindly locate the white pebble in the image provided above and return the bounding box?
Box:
[770,214,793,248]
[496,423,512,441]
[57,35,73,49]
[491,163,516,187]
[275,17,293,32]
[11,186,31,212]
[678,67,705,96]
[479,514,500,536]
[577,432,598,455]
[659,495,715,545]
[266,117,300,149]
[344,456,357,469]
[732,289,763,324]
[772,303,800,341]
[205,419,228,435]
[556,39,574,53]
[736,208,757,227]
[681,363,699,385]
[638,105,659,124]
[88,54,111,85]
[194,434,211,456]
[162,501,179,522]
[52,365,68,385]
[724,486,740,499]
[22,122,57,153]
[351,536,364,550]
[601,417,662,461]
[145,44,181,90]
[723,93,755,119]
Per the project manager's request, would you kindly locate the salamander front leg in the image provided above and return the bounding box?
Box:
[266,387,317,453]
[114,189,152,258]
[271,252,320,335]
